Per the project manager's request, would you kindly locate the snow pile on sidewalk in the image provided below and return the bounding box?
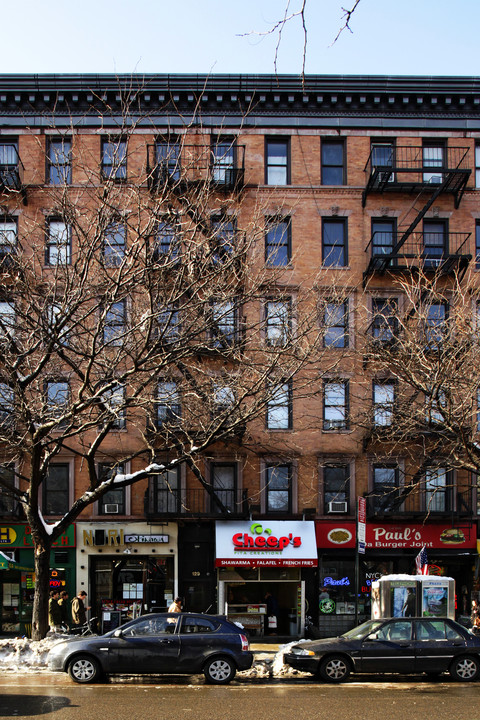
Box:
[0,635,312,679]
[0,635,60,672]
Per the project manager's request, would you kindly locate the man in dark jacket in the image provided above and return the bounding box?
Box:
[58,590,70,628]
[71,590,90,626]
[48,590,62,632]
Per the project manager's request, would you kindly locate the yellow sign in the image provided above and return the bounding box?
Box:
[0,527,17,545]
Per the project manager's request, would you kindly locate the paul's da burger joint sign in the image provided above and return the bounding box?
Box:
[215,521,318,567]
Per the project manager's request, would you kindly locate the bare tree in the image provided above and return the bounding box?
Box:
[0,87,339,638]
[358,265,480,514]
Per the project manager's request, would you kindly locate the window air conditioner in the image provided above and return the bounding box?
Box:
[104,503,119,514]
[428,175,442,184]
[328,501,348,513]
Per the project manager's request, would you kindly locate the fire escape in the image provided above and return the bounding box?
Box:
[363,144,471,283]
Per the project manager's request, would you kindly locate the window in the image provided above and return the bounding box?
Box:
[323,381,348,430]
[476,144,480,188]
[322,219,347,267]
[424,301,448,349]
[0,219,17,256]
[103,300,126,346]
[423,220,446,268]
[265,299,291,347]
[370,142,395,182]
[373,381,395,426]
[46,380,70,425]
[157,305,180,343]
[265,218,291,266]
[211,463,237,512]
[43,464,69,516]
[153,467,181,513]
[476,221,480,270]
[101,383,126,430]
[211,137,235,185]
[157,380,181,427]
[0,142,20,188]
[97,463,125,515]
[371,298,398,343]
[372,464,400,513]
[265,138,289,185]
[425,385,446,424]
[213,383,235,413]
[45,303,69,347]
[425,467,451,512]
[104,222,125,267]
[0,464,16,515]
[102,138,127,181]
[46,220,71,265]
[48,138,72,185]
[0,383,13,427]
[211,216,236,259]
[211,300,238,348]
[155,138,180,181]
[323,300,348,348]
[267,381,292,430]
[371,219,395,257]
[265,463,292,513]
[0,301,15,339]
[323,465,349,512]
[154,220,179,260]
[423,143,444,184]
[321,141,345,185]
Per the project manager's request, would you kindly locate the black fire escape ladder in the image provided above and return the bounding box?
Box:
[390,180,450,257]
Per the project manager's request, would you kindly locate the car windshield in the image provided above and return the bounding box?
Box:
[341,620,384,640]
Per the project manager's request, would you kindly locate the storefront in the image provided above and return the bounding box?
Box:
[77,522,178,632]
[0,523,76,636]
[314,519,478,638]
[215,520,317,636]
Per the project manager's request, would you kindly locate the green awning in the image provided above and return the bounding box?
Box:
[0,552,34,572]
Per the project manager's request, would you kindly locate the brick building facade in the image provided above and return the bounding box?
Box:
[0,74,479,637]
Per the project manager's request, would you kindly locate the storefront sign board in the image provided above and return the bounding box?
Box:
[366,522,476,549]
[315,521,356,549]
[215,521,318,567]
[0,524,75,548]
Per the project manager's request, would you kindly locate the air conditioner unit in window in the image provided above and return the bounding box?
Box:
[328,501,348,513]
[104,503,119,514]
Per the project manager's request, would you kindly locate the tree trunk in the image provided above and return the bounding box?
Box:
[31,541,52,641]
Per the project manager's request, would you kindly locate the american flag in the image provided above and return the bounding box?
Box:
[415,546,429,575]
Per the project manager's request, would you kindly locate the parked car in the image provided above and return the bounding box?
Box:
[48,612,253,684]
[284,617,480,683]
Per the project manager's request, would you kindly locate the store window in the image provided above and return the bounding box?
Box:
[92,555,175,630]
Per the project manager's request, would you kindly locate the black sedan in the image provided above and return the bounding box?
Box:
[284,617,480,682]
[48,612,253,684]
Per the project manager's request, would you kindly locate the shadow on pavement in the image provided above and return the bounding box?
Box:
[0,695,73,716]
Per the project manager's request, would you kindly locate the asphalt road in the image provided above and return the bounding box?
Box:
[2,674,480,720]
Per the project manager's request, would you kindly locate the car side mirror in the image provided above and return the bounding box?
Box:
[113,629,123,638]
[366,632,379,641]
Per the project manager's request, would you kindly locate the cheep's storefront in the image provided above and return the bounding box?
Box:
[0,523,76,636]
[77,522,178,632]
[215,520,317,636]
[315,519,478,637]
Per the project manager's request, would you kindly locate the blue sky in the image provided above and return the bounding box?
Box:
[3,0,479,77]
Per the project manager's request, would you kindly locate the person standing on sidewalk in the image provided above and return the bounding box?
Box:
[48,590,63,632]
[71,590,90,626]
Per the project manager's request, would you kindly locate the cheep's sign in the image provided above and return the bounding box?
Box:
[366,522,477,550]
[215,521,318,567]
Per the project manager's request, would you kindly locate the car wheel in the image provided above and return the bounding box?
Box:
[68,655,102,684]
[203,656,236,685]
[318,655,351,683]
[449,656,480,682]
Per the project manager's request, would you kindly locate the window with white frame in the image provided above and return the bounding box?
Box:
[48,138,72,185]
[211,299,238,348]
[265,299,291,347]
[156,380,181,427]
[0,219,16,255]
[46,220,71,265]
[267,381,292,430]
[101,383,126,430]
[373,381,395,426]
[323,381,348,430]
[425,466,451,512]
[265,138,289,185]
[103,300,126,346]
[102,138,127,180]
[104,222,125,267]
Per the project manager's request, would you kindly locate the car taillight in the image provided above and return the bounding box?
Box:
[240,634,249,651]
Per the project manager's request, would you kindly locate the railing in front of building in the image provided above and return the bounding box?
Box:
[145,486,250,519]
[146,144,245,192]
[365,488,474,519]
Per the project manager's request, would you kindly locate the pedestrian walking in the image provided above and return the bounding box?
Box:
[58,590,70,628]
